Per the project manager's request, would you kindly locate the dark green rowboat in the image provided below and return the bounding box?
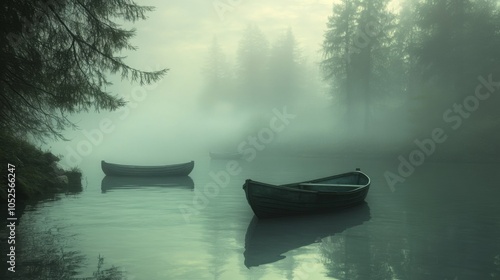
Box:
[101,160,194,177]
[243,168,370,219]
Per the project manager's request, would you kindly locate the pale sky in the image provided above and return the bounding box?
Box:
[121,0,336,81]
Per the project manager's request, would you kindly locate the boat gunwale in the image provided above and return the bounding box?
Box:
[101,160,194,169]
[244,171,370,194]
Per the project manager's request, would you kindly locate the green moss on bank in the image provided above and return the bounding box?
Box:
[0,132,81,201]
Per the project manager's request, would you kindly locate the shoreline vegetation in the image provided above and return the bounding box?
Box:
[0,131,82,202]
[0,131,88,280]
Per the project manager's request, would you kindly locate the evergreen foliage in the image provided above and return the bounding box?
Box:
[0,0,168,140]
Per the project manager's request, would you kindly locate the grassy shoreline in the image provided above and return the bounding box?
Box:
[0,132,82,202]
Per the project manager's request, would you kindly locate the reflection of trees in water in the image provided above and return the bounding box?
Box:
[203,163,254,280]
[13,220,83,279]
[321,209,500,279]
[399,166,500,280]
[319,207,418,280]
[204,204,237,280]
[207,226,227,280]
[321,235,369,280]
[321,236,345,278]
[283,249,322,280]
[10,215,125,280]
[494,254,500,278]
[92,255,126,280]
[320,227,404,280]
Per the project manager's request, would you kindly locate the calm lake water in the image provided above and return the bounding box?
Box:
[7,155,500,280]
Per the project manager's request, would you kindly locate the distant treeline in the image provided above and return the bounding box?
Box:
[199,26,314,114]
[200,0,500,141]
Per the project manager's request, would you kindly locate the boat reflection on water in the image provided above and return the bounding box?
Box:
[101,176,194,193]
[244,202,371,268]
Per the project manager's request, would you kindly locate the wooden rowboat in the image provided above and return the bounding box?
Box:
[101,160,194,177]
[209,151,243,160]
[243,168,370,219]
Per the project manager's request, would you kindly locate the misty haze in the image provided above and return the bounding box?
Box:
[1,0,499,279]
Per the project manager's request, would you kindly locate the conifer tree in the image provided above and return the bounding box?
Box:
[0,0,168,140]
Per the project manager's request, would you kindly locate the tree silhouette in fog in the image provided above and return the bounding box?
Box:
[409,0,500,127]
[236,24,270,110]
[321,0,394,135]
[201,25,309,117]
[321,0,500,153]
[266,28,303,108]
[200,37,234,114]
[0,0,167,140]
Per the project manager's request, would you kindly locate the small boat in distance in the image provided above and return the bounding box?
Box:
[209,151,243,160]
[101,160,194,177]
[243,168,370,219]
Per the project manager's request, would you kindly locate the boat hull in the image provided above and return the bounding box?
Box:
[101,160,194,177]
[243,170,370,219]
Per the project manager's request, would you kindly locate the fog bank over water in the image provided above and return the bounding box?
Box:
[42,0,500,168]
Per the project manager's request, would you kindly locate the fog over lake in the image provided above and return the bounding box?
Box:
[3,0,500,279]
